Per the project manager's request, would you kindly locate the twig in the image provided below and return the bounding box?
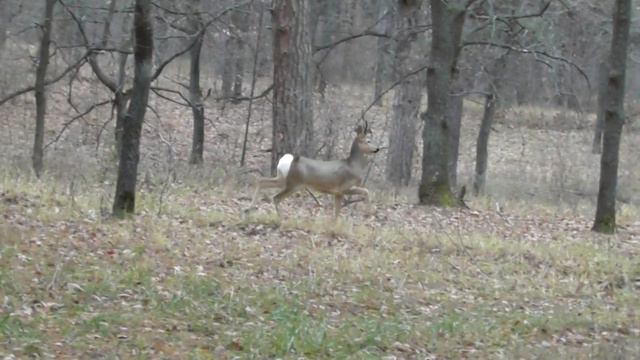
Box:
[150,86,191,107]
[46,263,63,291]
[360,65,428,121]
[463,41,591,89]
[306,189,322,206]
[45,99,112,150]
[95,104,116,152]
[0,52,90,106]
[215,84,274,102]
[240,0,265,166]
[314,30,390,53]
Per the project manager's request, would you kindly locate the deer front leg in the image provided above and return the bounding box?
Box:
[333,194,344,219]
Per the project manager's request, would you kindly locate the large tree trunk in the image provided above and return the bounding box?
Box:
[32,0,56,178]
[189,31,205,164]
[386,2,422,187]
[447,93,463,189]
[112,0,153,217]
[593,0,631,234]
[271,0,314,174]
[231,9,248,101]
[372,0,393,107]
[592,60,608,154]
[187,0,205,165]
[418,0,466,206]
[114,44,130,155]
[341,0,359,83]
[0,0,8,56]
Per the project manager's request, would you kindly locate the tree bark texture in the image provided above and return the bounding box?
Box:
[593,0,631,234]
[373,0,393,107]
[231,9,248,100]
[189,31,205,164]
[0,0,8,56]
[221,36,236,98]
[473,94,495,195]
[592,60,608,154]
[474,52,508,196]
[112,0,153,217]
[418,0,466,206]
[447,93,463,189]
[271,0,314,175]
[114,32,131,155]
[32,0,56,178]
[232,39,245,100]
[386,2,422,187]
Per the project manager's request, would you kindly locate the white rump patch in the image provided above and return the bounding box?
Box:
[277,153,294,178]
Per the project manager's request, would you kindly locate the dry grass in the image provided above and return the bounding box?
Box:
[1,75,639,359]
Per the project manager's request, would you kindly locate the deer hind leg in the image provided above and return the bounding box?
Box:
[333,194,344,219]
[344,186,370,202]
[273,185,298,217]
[250,176,284,208]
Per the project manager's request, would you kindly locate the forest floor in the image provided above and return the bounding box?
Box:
[1,82,640,359]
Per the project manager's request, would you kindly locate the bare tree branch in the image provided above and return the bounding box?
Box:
[360,65,428,121]
[0,52,90,106]
[463,41,591,89]
[59,0,119,91]
[314,31,390,52]
[215,84,274,102]
[150,86,191,107]
[44,99,112,150]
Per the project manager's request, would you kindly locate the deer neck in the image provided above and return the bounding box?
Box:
[347,138,368,174]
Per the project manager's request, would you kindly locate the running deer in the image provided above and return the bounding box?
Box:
[249,122,380,218]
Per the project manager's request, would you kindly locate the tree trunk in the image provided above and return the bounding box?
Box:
[232,36,245,101]
[114,50,130,155]
[418,0,466,206]
[221,36,236,99]
[341,0,359,83]
[474,94,495,195]
[112,0,153,217]
[240,1,266,167]
[473,52,508,196]
[447,93,463,189]
[593,0,631,234]
[32,0,56,178]
[592,60,608,154]
[231,8,248,101]
[0,0,8,56]
[100,0,118,46]
[372,0,393,107]
[271,0,314,175]
[386,1,422,187]
[189,31,205,164]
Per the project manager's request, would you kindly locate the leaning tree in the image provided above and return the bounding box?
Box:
[593,0,631,234]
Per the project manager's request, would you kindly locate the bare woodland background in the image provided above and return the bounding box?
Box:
[1,0,638,214]
[1,0,640,358]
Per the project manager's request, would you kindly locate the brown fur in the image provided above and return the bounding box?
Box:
[249,124,379,219]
